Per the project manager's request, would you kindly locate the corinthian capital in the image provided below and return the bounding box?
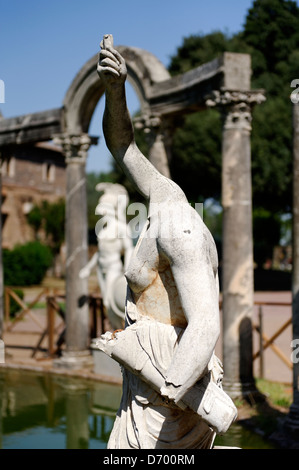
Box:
[53,133,98,163]
[206,89,266,131]
[134,114,162,134]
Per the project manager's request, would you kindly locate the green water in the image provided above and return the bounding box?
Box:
[0,368,275,449]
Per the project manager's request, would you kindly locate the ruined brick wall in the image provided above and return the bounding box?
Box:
[1,143,66,249]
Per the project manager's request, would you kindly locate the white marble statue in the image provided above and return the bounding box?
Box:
[96,34,237,449]
[79,182,133,330]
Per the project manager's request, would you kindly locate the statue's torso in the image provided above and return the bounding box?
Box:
[125,214,218,329]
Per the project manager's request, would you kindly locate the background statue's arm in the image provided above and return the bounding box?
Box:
[158,220,220,402]
[79,252,98,279]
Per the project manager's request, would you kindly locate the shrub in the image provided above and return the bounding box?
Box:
[3,241,53,286]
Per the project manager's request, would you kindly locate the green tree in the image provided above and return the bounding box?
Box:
[3,242,53,286]
[168,32,249,76]
[252,208,281,268]
[241,0,299,215]
[166,0,299,266]
[167,31,250,205]
[242,0,299,77]
[27,199,65,254]
[170,108,222,203]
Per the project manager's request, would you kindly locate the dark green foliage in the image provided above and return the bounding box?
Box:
[241,0,299,216]
[3,242,53,286]
[170,109,222,203]
[27,199,65,254]
[253,208,281,267]
[43,200,65,254]
[168,32,250,76]
[242,0,299,76]
[251,98,293,212]
[26,205,43,234]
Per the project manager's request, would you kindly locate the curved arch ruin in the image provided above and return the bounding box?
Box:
[63,46,170,135]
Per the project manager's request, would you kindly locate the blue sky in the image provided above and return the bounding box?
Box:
[1,0,258,173]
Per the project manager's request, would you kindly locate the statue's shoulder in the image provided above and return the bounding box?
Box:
[155,201,207,262]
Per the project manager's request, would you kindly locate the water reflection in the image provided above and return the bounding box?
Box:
[0,368,121,449]
[0,368,275,449]
[214,421,276,449]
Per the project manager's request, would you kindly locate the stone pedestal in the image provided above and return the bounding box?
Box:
[284,102,299,435]
[207,90,265,400]
[53,133,97,370]
[54,349,94,370]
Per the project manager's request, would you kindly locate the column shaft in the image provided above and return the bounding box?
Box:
[206,90,266,399]
[53,133,96,369]
[221,108,255,396]
[285,102,299,434]
[65,158,89,351]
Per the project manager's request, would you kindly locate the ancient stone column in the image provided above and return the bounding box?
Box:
[207,90,266,399]
[134,114,172,178]
[284,102,299,435]
[53,133,96,369]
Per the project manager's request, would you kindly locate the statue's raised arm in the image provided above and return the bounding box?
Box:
[98,34,163,200]
[97,34,185,206]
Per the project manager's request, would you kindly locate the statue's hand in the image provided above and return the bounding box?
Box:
[79,267,90,279]
[97,39,127,87]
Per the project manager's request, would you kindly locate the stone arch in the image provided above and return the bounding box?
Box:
[63,45,170,135]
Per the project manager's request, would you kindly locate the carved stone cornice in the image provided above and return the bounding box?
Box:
[206,89,266,131]
[53,133,98,163]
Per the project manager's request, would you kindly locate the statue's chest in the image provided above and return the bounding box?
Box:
[124,220,165,293]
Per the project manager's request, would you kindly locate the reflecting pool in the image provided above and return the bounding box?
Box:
[0,368,276,449]
[0,368,121,449]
